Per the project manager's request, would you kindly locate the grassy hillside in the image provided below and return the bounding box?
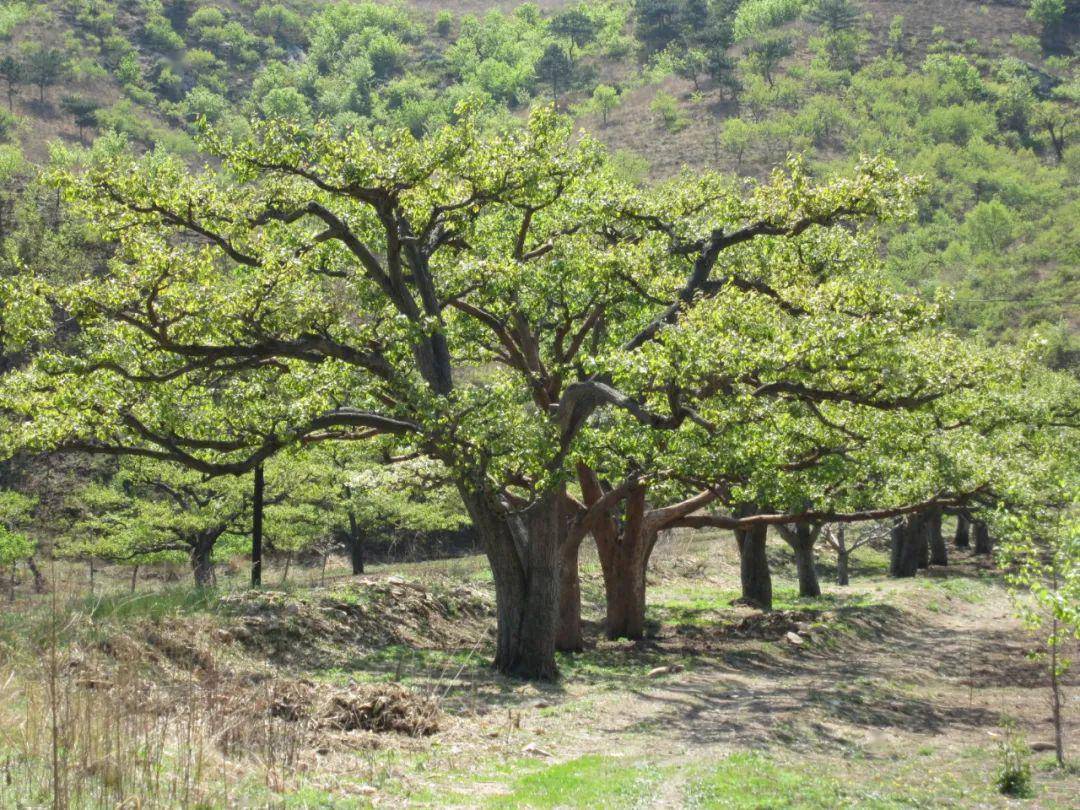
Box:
[0,0,1075,362]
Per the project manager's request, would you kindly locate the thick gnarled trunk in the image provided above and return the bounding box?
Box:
[556,536,584,652]
[836,550,850,586]
[462,486,563,680]
[595,485,652,641]
[890,514,922,578]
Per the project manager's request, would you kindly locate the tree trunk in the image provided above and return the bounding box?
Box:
[781,524,820,598]
[973,520,992,555]
[954,513,970,549]
[916,514,930,569]
[461,485,562,680]
[1050,613,1065,767]
[734,521,772,610]
[556,536,583,652]
[191,540,216,588]
[836,550,850,586]
[596,485,652,640]
[347,509,365,575]
[27,557,45,593]
[251,464,264,587]
[890,517,920,578]
[130,565,138,594]
[927,507,947,567]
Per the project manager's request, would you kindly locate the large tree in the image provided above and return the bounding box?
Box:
[0,108,993,679]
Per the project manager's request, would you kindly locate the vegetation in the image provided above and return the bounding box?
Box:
[0,0,1074,805]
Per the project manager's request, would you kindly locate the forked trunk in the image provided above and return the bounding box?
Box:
[462,486,562,680]
[734,522,772,610]
[973,520,992,555]
[954,513,970,549]
[927,508,947,566]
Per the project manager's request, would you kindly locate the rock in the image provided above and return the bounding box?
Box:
[532,700,551,709]
[1031,741,1057,752]
[785,631,804,646]
[522,742,553,757]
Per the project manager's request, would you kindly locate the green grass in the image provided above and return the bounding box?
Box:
[684,753,903,808]
[486,755,662,808]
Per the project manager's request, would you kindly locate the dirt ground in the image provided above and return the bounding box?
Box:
[376,540,1078,807]
[2,533,1077,808]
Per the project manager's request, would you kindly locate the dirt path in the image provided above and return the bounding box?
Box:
[417,553,1078,807]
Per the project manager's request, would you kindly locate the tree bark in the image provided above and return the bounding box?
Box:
[130,565,138,594]
[734,520,772,610]
[347,509,365,575]
[555,535,583,652]
[927,507,947,566]
[461,485,562,680]
[191,539,216,588]
[954,513,970,549]
[972,520,992,555]
[890,516,921,578]
[916,514,930,569]
[596,485,652,640]
[836,550,850,586]
[780,523,820,598]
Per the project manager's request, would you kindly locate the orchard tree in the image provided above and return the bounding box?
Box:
[23,45,68,105]
[0,489,35,599]
[0,107,998,679]
[63,456,309,587]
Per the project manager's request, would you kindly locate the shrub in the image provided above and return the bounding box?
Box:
[435,11,453,37]
[650,90,687,133]
[996,725,1033,798]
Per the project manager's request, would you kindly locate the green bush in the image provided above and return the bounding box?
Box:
[650,90,688,133]
[996,725,1033,798]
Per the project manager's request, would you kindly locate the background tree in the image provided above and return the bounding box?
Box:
[23,45,68,104]
[0,55,22,112]
[60,96,100,143]
[549,9,600,62]
[589,83,620,126]
[0,489,35,599]
[536,42,573,100]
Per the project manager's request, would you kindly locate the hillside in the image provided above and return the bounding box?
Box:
[0,0,1075,361]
